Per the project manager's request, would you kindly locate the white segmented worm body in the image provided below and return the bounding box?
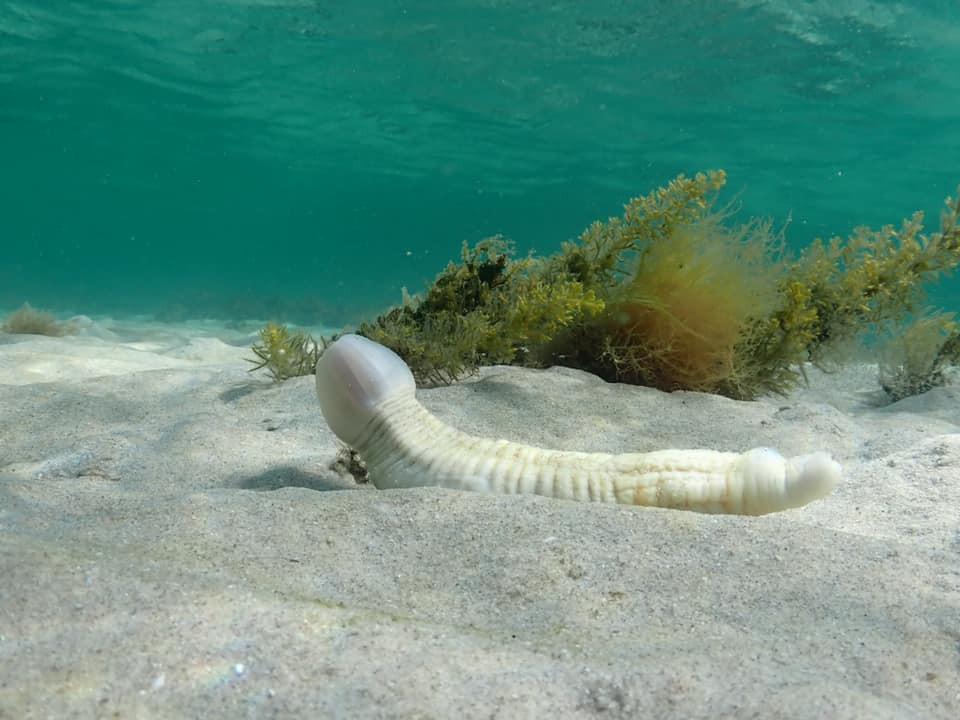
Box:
[316,334,841,515]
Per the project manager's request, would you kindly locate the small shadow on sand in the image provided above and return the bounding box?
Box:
[219,382,263,404]
[447,372,544,406]
[234,465,354,492]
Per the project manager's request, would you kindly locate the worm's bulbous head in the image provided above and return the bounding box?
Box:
[315,334,415,446]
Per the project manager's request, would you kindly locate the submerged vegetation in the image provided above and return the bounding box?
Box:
[247,322,323,382]
[878,312,960,402]
[1,303,68,336]
[251,171,960,399]
[539,171,788,397]
[359,237,604,385]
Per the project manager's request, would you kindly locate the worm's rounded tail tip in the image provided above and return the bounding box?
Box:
[739,448,841,514]
[783,451,842,509]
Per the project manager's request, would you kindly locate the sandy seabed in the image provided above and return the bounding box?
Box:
[1,316,958,719]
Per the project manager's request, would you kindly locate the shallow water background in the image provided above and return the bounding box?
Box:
[2,0,958,322]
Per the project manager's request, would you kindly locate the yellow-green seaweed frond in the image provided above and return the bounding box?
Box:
[248,322,322,382]
[360,236,604,385]
[769,186,960,367]
[551,207,786,398]
[559,170,727,292]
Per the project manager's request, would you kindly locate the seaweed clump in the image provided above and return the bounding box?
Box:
[358,172,960,398]
[254,173,960,401]
[541,170,791,398]
[1,302,68,336]
[878,312,960,401]
[545,174,960,398]
[358,237,603,385]
[763,189,960,377]
[248,323,323,382]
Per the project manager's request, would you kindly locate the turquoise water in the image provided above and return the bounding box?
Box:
[2,0,958,325]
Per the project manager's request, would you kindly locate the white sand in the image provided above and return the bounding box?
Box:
[1,318,958,718]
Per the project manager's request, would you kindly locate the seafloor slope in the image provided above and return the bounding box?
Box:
[1,323,958,718]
